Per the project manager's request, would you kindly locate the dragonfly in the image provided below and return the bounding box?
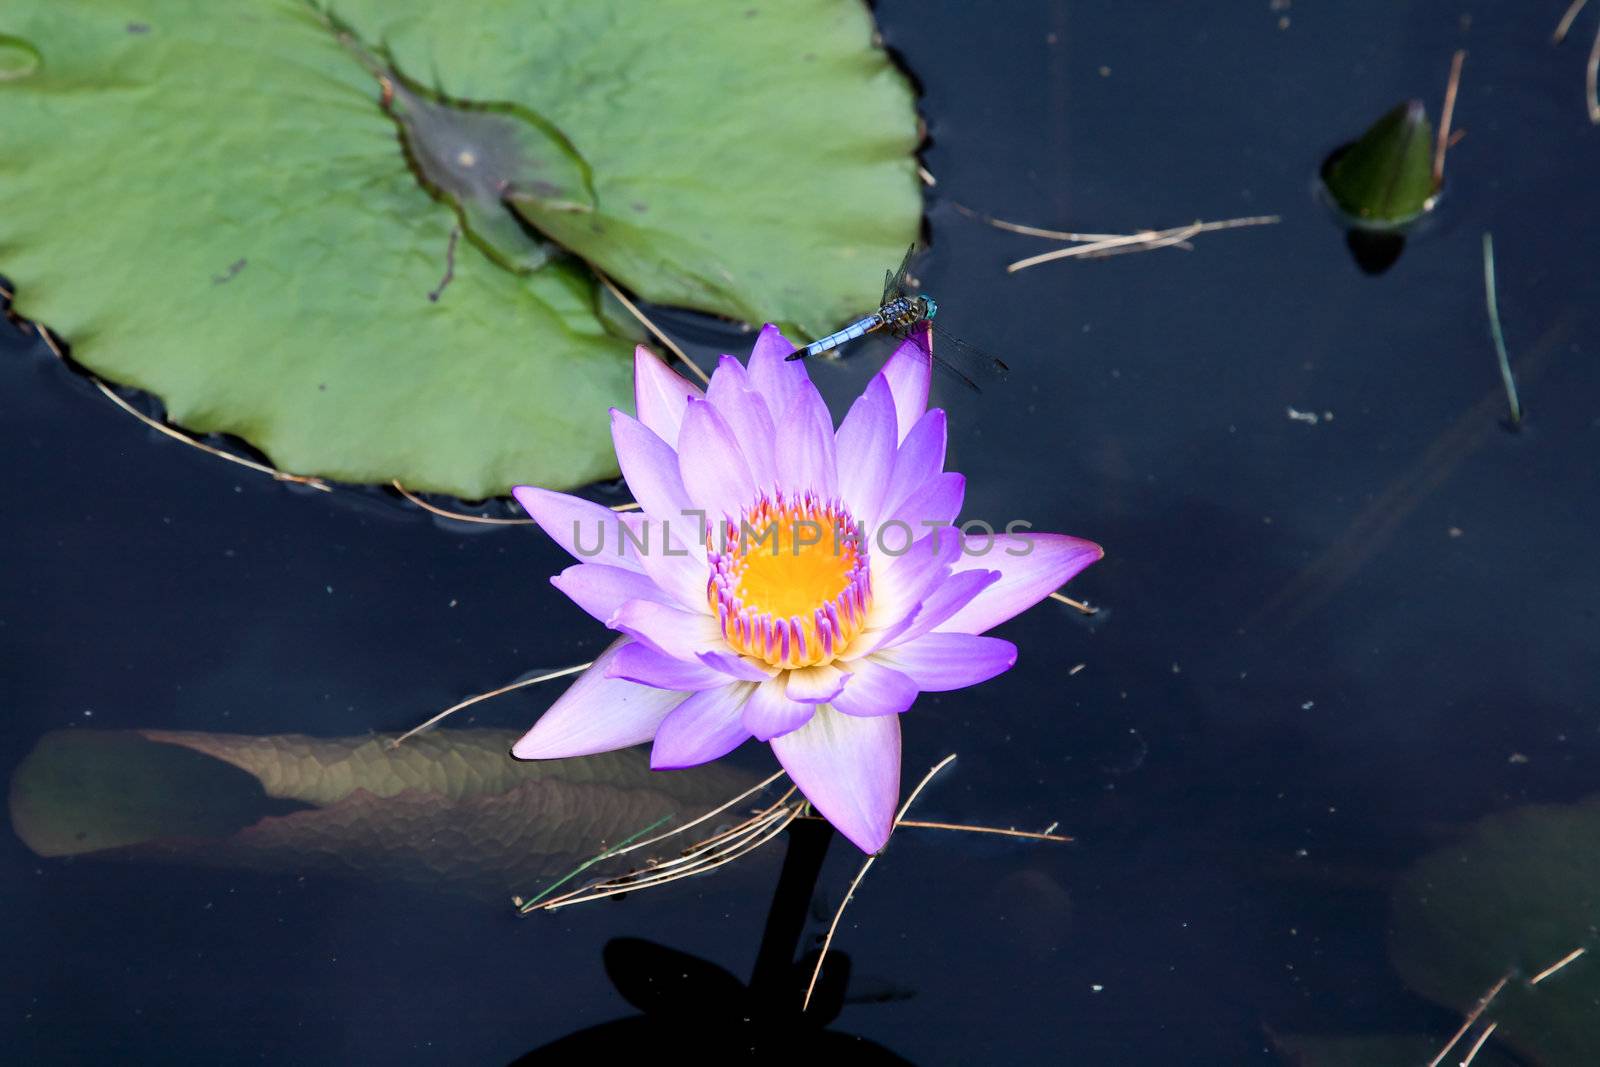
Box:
[786,245,1009,390]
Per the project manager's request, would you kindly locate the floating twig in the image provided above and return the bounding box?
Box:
[1481,233,1523,426]
[802,753,957,1011]
[1459,1022,1499,1067]
[1427,972,1510,1067]
[389,661,593,747]
[794,810,1072,842]
[31,321,332,491]
[999,216,1281,273]
[392,480,533,525]
[1588,18,1600,121]
[603,768,790,863]
[1049,590,1098,614]
[1433,50,1467,188]
[1529,945,1587,985]
[1554,0,1590,42]
[1552,1,1600,121]
[885,818,1071,842]
[513,814,673,910]
[526,788,803,912]
[592,268,711,386]
[392,481,638,524]
[954,203,1130,243]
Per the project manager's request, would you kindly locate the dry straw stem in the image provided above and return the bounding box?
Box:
[517,755,1070,920]
[1554,0,1590,42]
[878,818,1070,843]
[801,753,958,1011]
[1590,20,1600,121]
[602,768,792,862]
[1420,945,1588,1067]
[1458,1022,1499,1067]
[592,267,712,386]
[795,811,1073,843]
[1529,944,1587,985]
[26,319,335,491]
[1552,1,1600,122]
[524,787,804,913]
[1433,50,1467,188]
[1426,972,1509,1067]
[1004,216,1281,272]
[1049,590,1098,614]
[952,202,1166,244]
[389,482,640,525]
[389,661,593,747]
[391,480,534,524]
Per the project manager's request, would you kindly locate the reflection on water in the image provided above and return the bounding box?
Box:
[513,822,913,1063]
[4,1,1600,1062]
[9,729,752,900]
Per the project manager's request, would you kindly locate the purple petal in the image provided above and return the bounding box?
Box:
[742,677,816,741]
[610,410,698,531]
[606,415,710,608]
[882,471,965,529]
[830,659,919,717]
[611,599,726,662]
[706,356,779,490]
[633,346,703,447]
[551,563,673,625]
[606,641,730,691]
[745,323,806,420]
[863,567,1000,653]
[834,374,898,524]
[770,704,901,854]
[698,650,776,682]
[785,663,848,703]
[678,399,757,522]
[773,381,839,500]
[650,683,755,769]
[632,536,711,613]
[868,529,963,627]
[879,409,947,520]
[880,323,932,443]
[873,633,1017,691]
[512,639,686,759]
[936,533,1104,636]
[513,486,646,572]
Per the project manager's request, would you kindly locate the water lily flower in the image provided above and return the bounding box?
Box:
[511,325,1101,854]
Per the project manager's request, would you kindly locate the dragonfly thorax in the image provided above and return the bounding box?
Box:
[880,294,935,330]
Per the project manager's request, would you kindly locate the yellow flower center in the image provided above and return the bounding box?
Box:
[707,492,870,669]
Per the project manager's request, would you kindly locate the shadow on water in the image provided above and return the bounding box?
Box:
[510,821,913,1063]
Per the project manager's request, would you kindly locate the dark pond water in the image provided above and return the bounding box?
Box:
[5,2,1599,1063]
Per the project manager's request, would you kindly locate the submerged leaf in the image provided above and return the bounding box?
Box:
[1269,1032,1515,1067]
[1390,795,1600,1066]
[9,729,755,900]
[0,0,922,497]
[1321,100,1437,226]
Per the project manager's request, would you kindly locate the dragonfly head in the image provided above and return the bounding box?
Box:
[918,294,938,320]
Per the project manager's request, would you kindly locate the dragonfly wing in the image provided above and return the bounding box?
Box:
[890,322,982,392]
[930,321,1010,378]
[881,243,918,304]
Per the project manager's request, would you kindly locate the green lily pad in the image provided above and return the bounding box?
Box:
[1390,795,1600,1066]
[9,728,755,900]
[1321,100,1438,228]
[0,0,921,497]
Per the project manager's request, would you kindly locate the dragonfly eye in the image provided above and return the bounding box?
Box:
[919,295,938,319]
